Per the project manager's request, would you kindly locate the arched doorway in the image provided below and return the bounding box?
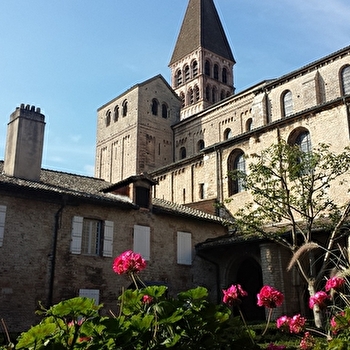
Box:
[236,258,265,321]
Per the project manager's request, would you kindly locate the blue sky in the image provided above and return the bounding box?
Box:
[0,0,349,176]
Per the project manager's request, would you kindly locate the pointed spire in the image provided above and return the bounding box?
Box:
[169,0,234,65]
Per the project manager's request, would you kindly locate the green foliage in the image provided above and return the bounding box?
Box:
[5,287,257,349]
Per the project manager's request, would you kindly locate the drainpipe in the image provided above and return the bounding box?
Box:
[48,198,66,307]
[342,97,350,139]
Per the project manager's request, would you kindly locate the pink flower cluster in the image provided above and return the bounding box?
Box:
[112,250,146,275]
[276,314,306,334]
[222,284,248,306]
[299,332,315,350]
[309,276,345,309]
[257,285,284,309]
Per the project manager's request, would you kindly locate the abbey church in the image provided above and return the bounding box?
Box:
[95,0,350,217]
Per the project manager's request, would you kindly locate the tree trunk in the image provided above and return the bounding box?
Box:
[308,283,323,328]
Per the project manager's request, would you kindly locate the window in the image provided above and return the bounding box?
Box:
[177,231,192,265]
[289,129,312,175]
[180,92,185,108]
[295,130,312,153]
[177,70,183,86]
[212,87,217,103]
[214,64,219,80]
[133,225,150,260]
[246,118,253,131]
[192,60,198,77]
[70,216,114,257]
[135,186,150,208]
[224,128,232,140]
[79,289,99,305]
[162,103,168,118]
[205,85,210,101]
[228,150,246,196]
[220,90,225,100]
[197,139,205,151]
[114,106,119,122]
[194,85,200,102]
[222,68,227,84]
[205,60,211,76]
[151,99,159,116]
[341,65,350,95]
[122,100,128,117]
[0,205,6,247]
[282,90,293,117]
[105,110,111,126]
[184,65,190,81]
[199,183,205,199]
[180,147,186,159]
[188,88,194,104]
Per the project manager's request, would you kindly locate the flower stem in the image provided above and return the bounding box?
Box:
[238,306,255,345]
[262,308,272,336]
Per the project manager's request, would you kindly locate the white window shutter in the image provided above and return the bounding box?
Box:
[70,216,83,254]
[103,220,114,257]
[79,289,100,305]
[0,205,6,247]
[133,225,150,260]
[177,231,192,265]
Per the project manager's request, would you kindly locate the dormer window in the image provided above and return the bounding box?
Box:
[135,186,150,208]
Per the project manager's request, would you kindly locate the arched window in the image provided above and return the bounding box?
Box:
[162,103,168,119]
[205,60,211,76]
[205,85,210,101]
[105,110,111,126]
[295,130,312,154]
[192,60,198,77]
[184,65,190,82]
[113,106,119,122]
[222,68,227,84]
[220,90,225,100]
[122,100,128,117]
[177,70,183,86]
[212,86,217,103]
[194,85,200,102]
[180,147,186,159]
[341,65,350,95]
[151,99,159,116]
[214,64,219,80]
[188,88,194,104]
[282,90,293,117]
[224,128,232,140]
[246,118,253,131]
[197,139,205,151]
[180,92,185,108]
[228,150,246,196]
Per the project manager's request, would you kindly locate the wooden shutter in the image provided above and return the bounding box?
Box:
[133,225,150,260]
[177,231,192,265]
[103,220,114,257]
[70,216,83,254]
[0,205,6,247]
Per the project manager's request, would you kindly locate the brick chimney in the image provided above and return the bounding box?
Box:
[3,104,45,181]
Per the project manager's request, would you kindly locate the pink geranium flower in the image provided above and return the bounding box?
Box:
[309,291,328,309]
[257,285,284,308]
[142,295,153,304]
[112,250,146,275]
[299,332,315,350]
[325,276,345,292]
[276,315,290,332]
[222,284,248,306]
[289,314,306,334]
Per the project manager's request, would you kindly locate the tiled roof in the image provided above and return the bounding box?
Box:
[0,161,230,225]
[152,197,233,226]
[169,0,235,65]
[0,161,135,208]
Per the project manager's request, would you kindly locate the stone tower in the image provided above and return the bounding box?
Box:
[169,0,235,120]
[3,104,45,181]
